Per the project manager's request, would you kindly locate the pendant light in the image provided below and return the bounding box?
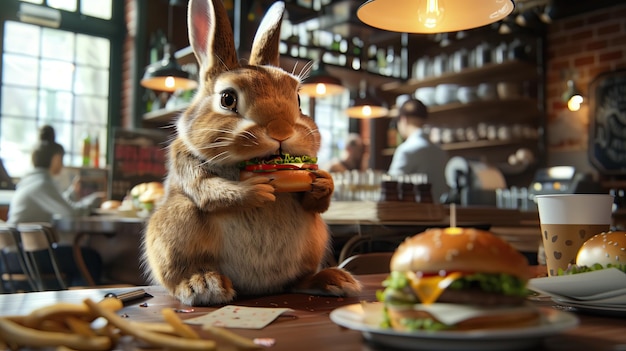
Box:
[357,0,516,34]
[345,79,389,119]
[141,0,198,93]
[300,62,346,97]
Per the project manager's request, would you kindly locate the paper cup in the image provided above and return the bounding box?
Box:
[535,194,613,276]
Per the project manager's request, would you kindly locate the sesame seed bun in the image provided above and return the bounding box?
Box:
[576,231,626,267]
[390,227,531,281]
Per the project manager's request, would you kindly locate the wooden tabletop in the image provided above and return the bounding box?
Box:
[1,272,625,351]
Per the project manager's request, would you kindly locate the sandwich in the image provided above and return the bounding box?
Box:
[561,231,626,275]
[378,227,539,331]
[130,182,164,211]
[239,154,319,192]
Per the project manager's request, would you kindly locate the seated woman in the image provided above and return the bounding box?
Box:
[4,125,104,289]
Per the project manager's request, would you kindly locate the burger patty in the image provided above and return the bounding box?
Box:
[436,288,526,306]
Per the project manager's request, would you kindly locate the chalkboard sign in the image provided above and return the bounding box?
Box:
[109,128,169,200]
[589,69,626,176]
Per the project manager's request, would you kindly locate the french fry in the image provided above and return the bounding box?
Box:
[65,316,97,337]
[131,320,178,334]
[83,298,216,350]
[161,308,200,339]
[203,325,262,350]
[0,317,111,351]
[23,297,122,328]
[1,296,260,351]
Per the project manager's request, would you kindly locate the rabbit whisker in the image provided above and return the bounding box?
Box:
[298,60,315,81]
[199,141,231,150]
[241,130,258,142]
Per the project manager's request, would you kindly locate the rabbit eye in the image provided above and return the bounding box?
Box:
[297,94,301,107]
[220,90,238,112]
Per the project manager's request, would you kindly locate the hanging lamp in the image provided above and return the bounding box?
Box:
[141,0,198,92]
[300,62,346,97]
[357,0,515,34]
[345,80,389,119]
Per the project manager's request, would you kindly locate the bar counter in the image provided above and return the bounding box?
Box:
[1,272,625,351]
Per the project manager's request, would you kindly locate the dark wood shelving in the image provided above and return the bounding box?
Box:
[382,137,539,156]
[381,60,539,94]
[143,105,187,126]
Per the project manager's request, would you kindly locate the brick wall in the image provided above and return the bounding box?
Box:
[546,3,626,121]
[544,3,626,178]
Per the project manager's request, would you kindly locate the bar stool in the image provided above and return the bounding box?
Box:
[17,223,67,291]
[0,223,37,292]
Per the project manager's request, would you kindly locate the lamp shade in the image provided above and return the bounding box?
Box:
[141,54,198,92]
[345,82,389,119]
[300,63,346,97]
[357,0,515,33]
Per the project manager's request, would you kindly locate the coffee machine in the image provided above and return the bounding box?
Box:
[445,156,506,206]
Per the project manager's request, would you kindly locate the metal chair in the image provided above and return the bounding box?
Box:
[0,223,37,292]
[338,252,393,275]
[17,223,67,291]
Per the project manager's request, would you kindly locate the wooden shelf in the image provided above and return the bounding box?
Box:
[428,98,539,116]
[143,105,188,125]
[382,137,539,156]
[381,60,538,95]
[439,137,539,151]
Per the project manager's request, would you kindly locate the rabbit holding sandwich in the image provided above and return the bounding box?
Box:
[143,0,361,306]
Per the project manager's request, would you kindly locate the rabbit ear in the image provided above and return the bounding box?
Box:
[249,2,285,67]
[188,0,238,78]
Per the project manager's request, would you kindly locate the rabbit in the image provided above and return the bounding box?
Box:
[142,0,362,306]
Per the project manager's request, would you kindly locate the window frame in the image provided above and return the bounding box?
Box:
[0,0,125,177]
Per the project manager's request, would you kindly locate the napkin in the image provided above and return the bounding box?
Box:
[185,305,294,329]
[528,268,626,301]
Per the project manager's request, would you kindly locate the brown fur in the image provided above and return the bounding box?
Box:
[142,0,361,306]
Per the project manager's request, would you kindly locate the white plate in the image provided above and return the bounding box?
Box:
[528,268,626,300]
[329,303,579,351]
[551,293,626,306]
[552,298,626,317]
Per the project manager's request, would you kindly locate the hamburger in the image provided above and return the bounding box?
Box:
[130,182,164,211]
[100,200,122,210]
[560,231,626,275]
[239,154,319,192]
[378,227,539,331]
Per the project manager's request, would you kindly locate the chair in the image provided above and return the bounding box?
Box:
[17,223,67,291]
[0,223,37,292]
[338,252,393,275]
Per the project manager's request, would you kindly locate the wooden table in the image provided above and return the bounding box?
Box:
[1,273,625,351]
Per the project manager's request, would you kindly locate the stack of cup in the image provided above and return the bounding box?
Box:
[535,194,614,276]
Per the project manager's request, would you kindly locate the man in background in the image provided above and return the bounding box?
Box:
[388,99,449,203]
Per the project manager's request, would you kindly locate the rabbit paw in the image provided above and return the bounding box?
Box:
[240,176,276,207]
[301,170,334,212]
[292,268,362,297]
[173,272,236,306]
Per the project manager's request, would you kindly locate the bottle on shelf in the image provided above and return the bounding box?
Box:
[90,135,100,168]
[82,133,91,167]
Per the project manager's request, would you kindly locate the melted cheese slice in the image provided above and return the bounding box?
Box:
[406,271,464,305]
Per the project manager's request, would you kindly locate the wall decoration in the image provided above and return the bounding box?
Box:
[588,69,626,175]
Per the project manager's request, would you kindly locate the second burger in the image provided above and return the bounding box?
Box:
[378,227,539,331]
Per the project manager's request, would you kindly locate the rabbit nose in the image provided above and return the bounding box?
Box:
[266,120,294,141]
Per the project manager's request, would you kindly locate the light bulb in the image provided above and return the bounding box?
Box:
[165,76,175,89]
[315,83,327,96]
[417,0,445,29]
[567,94,583,112]
[361,105,372,117]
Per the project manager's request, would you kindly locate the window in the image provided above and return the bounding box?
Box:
[305,93,351,169]
[0,0,120,179]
